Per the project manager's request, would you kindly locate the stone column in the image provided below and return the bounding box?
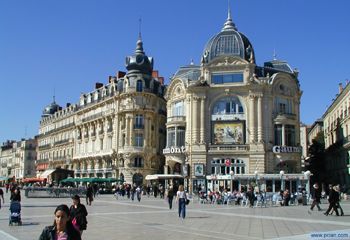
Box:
[118,116,123,147]
[143,115,148,147]
[185,96,191,144]
[129,115,134,146]
[249,94,256,143]
[126,117,130,146]
[257,95,263,142]
[193,97,199,143]
[282,124,285,145]
[148,116,152,147]
[200,97,205,143]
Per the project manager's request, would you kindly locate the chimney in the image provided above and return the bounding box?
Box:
[117,71,126,79]
[339,83,343,93]
[95,82,103,89]
[152,70,159,78]
[108,76,116,83]
[66,103,71,108]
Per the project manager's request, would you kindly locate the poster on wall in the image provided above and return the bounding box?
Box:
[194,163,204,177]
[213,122,244,144]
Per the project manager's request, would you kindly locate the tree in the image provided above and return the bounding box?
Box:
[306,132,326,185]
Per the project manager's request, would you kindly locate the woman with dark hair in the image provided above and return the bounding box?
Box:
[70,195,88,235]
[39,204,81,240]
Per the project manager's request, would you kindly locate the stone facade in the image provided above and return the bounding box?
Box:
[0,138,37,181]
[37,37,166,185]
[323,82,350,188]
[164,9,302,192]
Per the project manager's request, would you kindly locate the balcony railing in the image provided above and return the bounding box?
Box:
[36,158,49,164]
[133,124,144,129]
[208,144,249,152]
[82,112,103,123]
[38,144,51,151]
[54,139,70,145]
[167,116,186,122]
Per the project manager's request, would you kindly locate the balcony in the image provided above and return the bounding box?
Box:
[273,112,296,121]
[82,112,103,123]
[133,124,144,129]
[208,144,249,153]
[36,158,49,164]
[38,144,51,151]
[54,139,70,146]
[167,116,186,123]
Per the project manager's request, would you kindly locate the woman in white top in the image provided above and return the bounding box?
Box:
[176,185,187,219]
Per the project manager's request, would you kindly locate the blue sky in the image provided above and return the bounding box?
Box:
[0,0,349,143]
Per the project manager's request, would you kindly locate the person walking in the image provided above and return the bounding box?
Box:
[167,186,174,209]
[324,185,340,216]
[86,184,94,206]
[39,204,81,240]
[309,183,322,212]
[0,187,4,209]
[175,185,187,219]
[69,195,88,236]
[10,188,21,202]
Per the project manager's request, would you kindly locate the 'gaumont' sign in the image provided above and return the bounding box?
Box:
[272,146,302,153]
[163,146,186,154]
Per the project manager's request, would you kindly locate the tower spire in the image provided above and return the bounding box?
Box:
[135,18,144,54]
[273,49,277,60]
[222,0,237,31]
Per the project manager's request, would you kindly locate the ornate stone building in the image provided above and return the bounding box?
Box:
[0,138,37,181]
[37,37,166,185]
[323,82,350,189]
[164,9,303,192]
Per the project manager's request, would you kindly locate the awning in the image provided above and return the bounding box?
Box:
[0,176,11,181]
[145,174,184,180]
[23,177,45,183]
[39,169,56,178]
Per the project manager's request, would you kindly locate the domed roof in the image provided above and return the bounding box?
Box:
[202,8,255,64]
[125,36,154,75]
[42,98,61,117]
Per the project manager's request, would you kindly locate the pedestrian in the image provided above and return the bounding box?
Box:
[5,183,9,193]
[175,185,187,219]
[324,185,340,216]
[39,204,81,240]
[131,184,136,201]
[246,187,255,207]
[283,189,291,206]
[332,185,344,216]
[167,186,174,209]
[69,195,88,236]
[10,188,21,202]
[86,184,94,206]
[0,187,4,209]
[136,186,142,202]
[309,183,322,212]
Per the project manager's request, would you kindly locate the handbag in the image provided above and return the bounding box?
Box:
[186,199,190,205]
[71,217,80,232]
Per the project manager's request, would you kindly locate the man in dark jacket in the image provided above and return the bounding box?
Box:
[310,183,322,211]
[324,185,340,216]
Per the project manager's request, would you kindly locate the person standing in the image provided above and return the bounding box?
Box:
[136,186,142,202]
[0,188,4,209]
[86,184,94,206]
[69,195,88,236]
[309,183,322,212]
[10,188,21,202]
[175,185,187,219]
[167,187,174,209]
[39,204,81,240]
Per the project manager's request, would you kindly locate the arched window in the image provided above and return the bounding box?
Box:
[136,80,143,92]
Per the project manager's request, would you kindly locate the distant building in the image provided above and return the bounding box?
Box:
[323,82,350,188]
[0,138,37,181]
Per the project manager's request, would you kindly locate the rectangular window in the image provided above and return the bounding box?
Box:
[212,73,244,84]
[173,101,184,116]
[134,115,144,129]
[167,127,175,147]
[176,127,185,147]
[135,133,144,147]
[274,124,283,145]
[285,125,295,146]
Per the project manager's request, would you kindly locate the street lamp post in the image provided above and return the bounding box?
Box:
[254,170,259,191]
[280,170,285,191]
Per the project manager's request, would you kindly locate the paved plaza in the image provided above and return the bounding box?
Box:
[0,191,350,240]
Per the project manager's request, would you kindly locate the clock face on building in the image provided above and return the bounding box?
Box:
[136,55,144,64]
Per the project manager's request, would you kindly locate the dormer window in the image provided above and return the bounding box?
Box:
[136,80,143,92]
